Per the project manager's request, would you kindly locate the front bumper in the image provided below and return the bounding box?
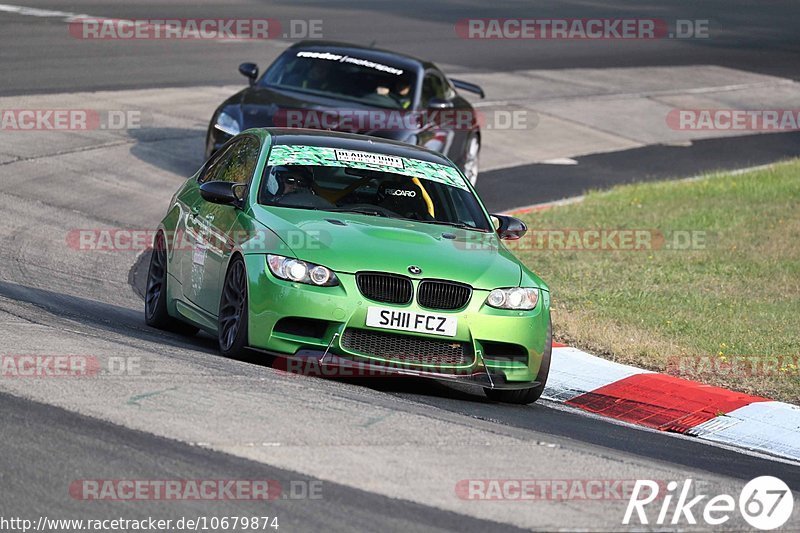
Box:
[244,255,550,387]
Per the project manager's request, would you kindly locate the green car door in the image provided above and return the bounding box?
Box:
[185,134,262,314]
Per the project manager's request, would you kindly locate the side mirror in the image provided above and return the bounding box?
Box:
[450,78,485,98]
[492,214,527,240]
[427,97,453,110]
[200,181,245,206]
[238,62,259,85]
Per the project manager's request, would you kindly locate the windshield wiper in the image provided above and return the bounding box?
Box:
[415,219,487,231]
[326,207,388,217]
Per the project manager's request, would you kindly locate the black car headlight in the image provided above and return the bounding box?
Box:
[486,288,539,310]
[267,255,339,286]
[215,111,241,136]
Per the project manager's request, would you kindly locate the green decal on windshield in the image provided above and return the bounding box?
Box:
[267,145,469,190]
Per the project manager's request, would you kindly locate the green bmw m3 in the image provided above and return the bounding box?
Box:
[146,128,551,404]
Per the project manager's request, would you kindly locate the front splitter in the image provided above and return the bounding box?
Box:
[260,348,538,391]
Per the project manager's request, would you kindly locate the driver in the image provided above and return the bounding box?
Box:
[273,165,314,199]
[376,79,413,109]
[269,165,332,209]
[303,61,330,91]
[394,80,413,109]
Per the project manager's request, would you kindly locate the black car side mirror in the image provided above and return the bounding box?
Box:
[492,214,528,240]
[239,62,259,85]
[427,97,453,110]
[450,78,485,98]
[200,181,245,206]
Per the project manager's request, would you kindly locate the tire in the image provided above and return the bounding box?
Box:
[145,232,198,335]
[484,319,552,405]
[218,255,249,358]
[461,133,480,186]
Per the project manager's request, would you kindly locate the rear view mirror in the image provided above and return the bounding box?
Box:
[492,214,528,240]
[238,62,259,85]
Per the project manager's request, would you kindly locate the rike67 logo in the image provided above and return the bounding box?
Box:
[624,477,794,530]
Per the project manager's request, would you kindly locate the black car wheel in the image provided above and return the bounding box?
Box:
[145,232,198,335]
[484,319,552,405]
[218,256,249,357]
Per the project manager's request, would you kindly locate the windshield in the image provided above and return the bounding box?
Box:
[260,50,417,110]
[258,146,491,232]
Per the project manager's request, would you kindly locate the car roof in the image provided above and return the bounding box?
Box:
[287,40,433,72]
[261,128,454,166]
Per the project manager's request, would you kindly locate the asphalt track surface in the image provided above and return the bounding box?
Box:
[1,0,799,95]
[480,131,800,211]
[1,1,800,531]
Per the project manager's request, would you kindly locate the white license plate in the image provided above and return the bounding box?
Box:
[365,307,457,337]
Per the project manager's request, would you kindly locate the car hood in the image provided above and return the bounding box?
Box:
[225,86,415,138]
[250,205,523,290]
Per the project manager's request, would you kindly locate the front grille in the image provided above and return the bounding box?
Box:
[356,272,413,304]
[417,280,472,310]
[341,329,471,366]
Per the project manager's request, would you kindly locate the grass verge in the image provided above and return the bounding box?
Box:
[515,160,800,403]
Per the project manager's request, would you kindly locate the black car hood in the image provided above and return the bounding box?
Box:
[226,86,415,138]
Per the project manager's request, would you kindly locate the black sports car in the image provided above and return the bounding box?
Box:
[206,41,485,184]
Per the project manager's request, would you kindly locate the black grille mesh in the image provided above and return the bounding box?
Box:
[356,272,413,304]
[341,329,470,366]
[417,280,472,310]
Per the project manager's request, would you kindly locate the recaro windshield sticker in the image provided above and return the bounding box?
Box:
[267,145,469,190]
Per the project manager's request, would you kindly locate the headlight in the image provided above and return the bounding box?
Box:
[267,255,339,286]
[215,111,240,136]
[486,287,539,310]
